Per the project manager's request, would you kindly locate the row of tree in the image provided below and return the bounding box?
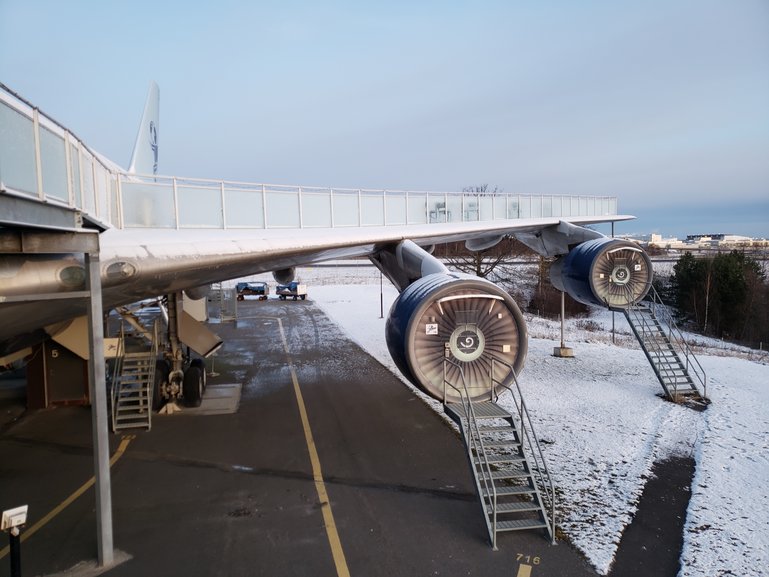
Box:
[666,250,769,346]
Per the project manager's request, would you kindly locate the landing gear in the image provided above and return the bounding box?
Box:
[116,291,219,414]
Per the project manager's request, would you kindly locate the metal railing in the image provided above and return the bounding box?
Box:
[442,358,500,549]
[627,285,708,400]
[109,324,126,420]
[1,82,620,231]
[490,356,556,544]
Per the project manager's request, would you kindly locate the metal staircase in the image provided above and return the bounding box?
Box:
[111,322,159,432]
[443,357,555,549]
[623,286,708,405]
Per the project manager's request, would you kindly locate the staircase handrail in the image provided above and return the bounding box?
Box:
[147,319,159,429]
[638,285,707,399]
[489,355,556,543]
[443,357,500,548]
[110,323,125,430]
[110,325,126,431]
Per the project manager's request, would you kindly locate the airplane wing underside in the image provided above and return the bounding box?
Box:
[0,213,637,358]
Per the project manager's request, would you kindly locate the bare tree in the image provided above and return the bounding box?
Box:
[435,185,531,279]
[438,236,528,278]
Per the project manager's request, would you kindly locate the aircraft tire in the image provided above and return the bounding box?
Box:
[190,358,207,391]
[183,365,204,407]
[153,359,170,411]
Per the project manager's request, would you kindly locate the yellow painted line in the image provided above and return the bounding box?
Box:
[276,318,351,577]
[516,564,533,577]
[0,435,134,559]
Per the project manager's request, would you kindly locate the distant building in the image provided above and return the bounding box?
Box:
[635,233,769,251]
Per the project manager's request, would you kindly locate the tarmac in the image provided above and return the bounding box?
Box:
[0,297,694,576]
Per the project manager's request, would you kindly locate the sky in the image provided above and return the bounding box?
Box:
[1,0,768,239]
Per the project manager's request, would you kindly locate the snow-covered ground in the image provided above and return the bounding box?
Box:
[234,263,768,575]
[292,274,769,577]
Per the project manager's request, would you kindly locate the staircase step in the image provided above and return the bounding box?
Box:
[489,469,532,480]
[663,379,695,386]
[117,399,149,407]
[658,375,690,381]
[116,400,149,407]
[115,423,150,431]
[655,358,685,365]
[496,518,549,532]
[482,485,535,497]
[446,402,511,420]
[116,414,149,422]
[478,425,515,432]
[476,454,526,465]
[487,500,541,514]
[473,440,521,450]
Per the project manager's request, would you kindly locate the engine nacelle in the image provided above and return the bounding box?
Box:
[273,268,295,285]
[550,238,653,309]
[183,284,211,301]
[386,273,527,403]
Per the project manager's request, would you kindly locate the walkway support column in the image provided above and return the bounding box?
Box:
[85,252,114,567]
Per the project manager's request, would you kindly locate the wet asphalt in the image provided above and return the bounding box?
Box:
[0,297,693,576]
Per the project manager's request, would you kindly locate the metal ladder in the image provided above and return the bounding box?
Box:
[442,357,555,549]
[623,286,708,405]
[111,322,159,432]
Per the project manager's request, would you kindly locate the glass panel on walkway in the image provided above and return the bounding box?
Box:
[40,126,68,201]
[332,190,359,227]
[178,184,222,227]
[122,182,175,228]
[0,102,37,195]
[302,191,332,227]
[224,188,263,228]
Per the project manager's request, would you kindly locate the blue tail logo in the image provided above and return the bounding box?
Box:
[149,120,158,174]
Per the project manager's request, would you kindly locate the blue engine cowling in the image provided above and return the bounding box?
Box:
[550,238,653,309]
[386,273,527,403]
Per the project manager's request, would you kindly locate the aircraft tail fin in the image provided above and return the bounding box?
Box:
[127,81,160,174]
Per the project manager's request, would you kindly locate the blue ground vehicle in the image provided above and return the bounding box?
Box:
[235,282,269,301]
[276,282,307,300]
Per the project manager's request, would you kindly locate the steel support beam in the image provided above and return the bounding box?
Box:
[85,251,114,567]
[0,192,84,231]
[0,229,99,254]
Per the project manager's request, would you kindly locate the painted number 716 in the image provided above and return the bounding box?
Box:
[516,554,541,565]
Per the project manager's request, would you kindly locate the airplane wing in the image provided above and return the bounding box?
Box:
[0,82,653,404]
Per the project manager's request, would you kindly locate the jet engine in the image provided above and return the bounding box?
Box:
[386,273,527,403]
[183,284,211,300]
[550,238,653,309]
[273,268,295,285]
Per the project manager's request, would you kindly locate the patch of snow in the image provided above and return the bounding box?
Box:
[308,278,769,577]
